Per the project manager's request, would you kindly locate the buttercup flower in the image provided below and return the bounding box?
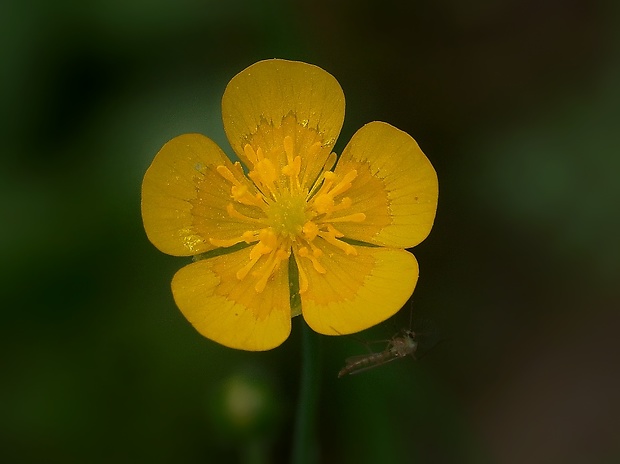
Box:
[141,59,438,351]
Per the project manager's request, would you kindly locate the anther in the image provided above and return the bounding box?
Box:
[329,212,366,223]
[226,203,261,223]
[216,165,240,185]
[244,144,259,165]
[283,135,294,162]
[329,170,358,197]
[302,221,319,241]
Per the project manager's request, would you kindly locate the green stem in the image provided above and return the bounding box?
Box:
[291,319,321,464]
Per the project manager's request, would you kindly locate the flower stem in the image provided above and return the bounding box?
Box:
[291,319,321,464]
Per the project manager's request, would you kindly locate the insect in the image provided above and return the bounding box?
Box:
[337,328,419,378]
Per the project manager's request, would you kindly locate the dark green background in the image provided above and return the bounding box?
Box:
[2,1,619,463]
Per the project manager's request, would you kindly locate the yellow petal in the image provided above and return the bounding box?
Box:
[142,134,264,256]
[172,248,292,351]
[297,242,419,335]
[222,59,345,188]
[333,122,438,248]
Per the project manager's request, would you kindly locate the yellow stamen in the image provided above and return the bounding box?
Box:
[237,254,261,280]
[281,157,301,179]
[313,193,335,215]
[307,141,322,158]
[283,135,295,163]
[209,230,257,248]
[319,224,357,255]
[216,165,240,185]
[216,164,266,209]
[231,185,265,207]
[253,246,290,293]
[329,212,366,223]
[243,144,259,166]
[301,221,319,241]
[254,257,278,293]
[329,170,358,197]
[298,246,327,274]
[226,203,262,223]
[302,142,330,191]
[281,135,302,193]
[249,236,274,261]
[249,158,279,200]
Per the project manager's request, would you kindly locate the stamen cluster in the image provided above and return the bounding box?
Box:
[214,134,366,294]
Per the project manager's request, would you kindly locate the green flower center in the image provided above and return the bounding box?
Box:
[265,192,307,238]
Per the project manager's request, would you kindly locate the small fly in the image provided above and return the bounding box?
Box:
[338,329,418,378]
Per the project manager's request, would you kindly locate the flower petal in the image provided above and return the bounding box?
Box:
[333,122,438,248]
[172,248,292,351]
[222,59,345,187]
[142,134,264,256]
[297,242,419,335]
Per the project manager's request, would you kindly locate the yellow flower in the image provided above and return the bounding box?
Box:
[141,59,438,351]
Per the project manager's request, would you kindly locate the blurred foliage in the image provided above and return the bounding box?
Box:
[2,1,620,463]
